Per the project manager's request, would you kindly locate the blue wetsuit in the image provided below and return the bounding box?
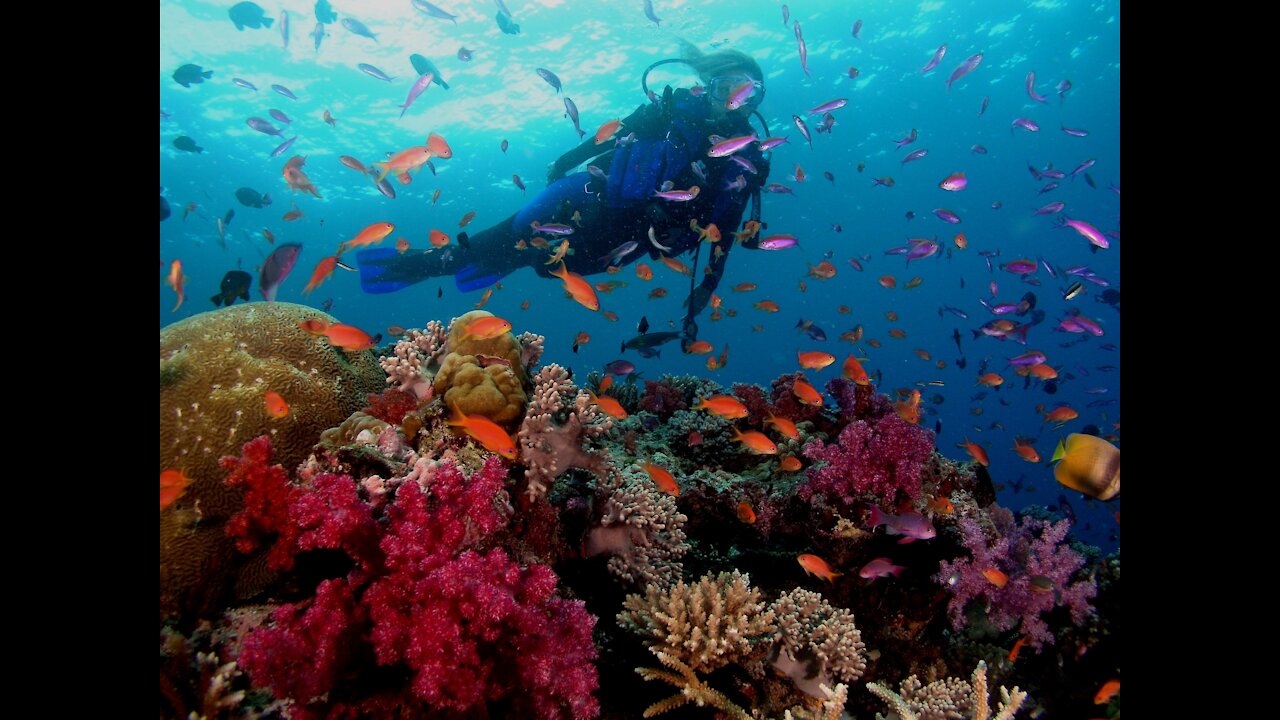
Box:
[357,88,770,334]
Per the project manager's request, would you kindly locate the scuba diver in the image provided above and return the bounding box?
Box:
[356,45,773,351]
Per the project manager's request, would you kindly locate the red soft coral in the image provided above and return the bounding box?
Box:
[221,435,302,571]
[800,406,935,505]
[363,388,420,425]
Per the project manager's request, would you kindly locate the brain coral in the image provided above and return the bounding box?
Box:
[432,310,527,425]
[160,303,385,622]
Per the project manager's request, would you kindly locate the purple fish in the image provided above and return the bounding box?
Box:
[1011,117,1040,133]
[813,112,836,134]
[901,148,929,165]
[764,183,794,194]
[983,299,1020,315]
[860,557,905,580]
[725,80,759,110]
[247,116,283,136]
[536,67,562,93]
[1061,125,1090,137]
[946,53,983,91]
[979,95,989,116]
[971,144,987,154]
[933,208,961,224]
[1026,71,1048,103]
[1002,260,1037,275]
[233,77,257,91]
[1057,79,1073,102]
[758,234,800,250]
[311,21,325,52]
[758,135,790,151]
[792,115,812,147]
[938,171,967,191]
[707,133,758,158]
[868,505,936,543]
[938,305,968,319]
[922,44,947,74]
[1039,258,1057,278]
[906,239,940,263]
[1069,159,1096,178]
[604,241,639,265]
[367,169,396,199]
[341,17,378,41]
[1040,169,1066,180]
[643,0,661,26]
[1061,218,1109,249]
[852,18,862,39]
[358,63,394,82]
[653,187,699,201]
[412,0,458,24]
[513,174,526,192]
[270,136,298,158]
[894,128,918,149]
[604,359,636,375]
[1007,351,1047,367]
[730,155,757,175]
[271,83,298,100]
[260,243,301,301]
[1035,201,1065,215]
[589,164,609,181]
[269,109,292,124]
[723,175,746,192]
[531,221,574,235]
[400,72,435,118]
[794,21,811,77]
[563,96,585,138]
[280,9,289,48]
[1039,182,1061,194]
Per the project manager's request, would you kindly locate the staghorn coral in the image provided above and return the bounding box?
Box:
[519,364,615,500]
[771,588,867,691]
[867,660,1027,720]
[586,467,689,588]
[380,321,448,400]
[783,683,849,720]
[517,330,545,369]
[634,650,752,720]
[934,513,1097,648]
[160,302,384,622]
[618,570,776,674]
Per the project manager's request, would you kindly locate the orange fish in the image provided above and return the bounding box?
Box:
[282,203,303,221]
[459,211,477,228]
[927,497,954,514]
[167,259,186,311]
[1008,636,1028,663]
[792,163,806,182]
[529,236,550,250]
[807,261,837,279]
[636,263,653,280]
[885,311,899,321]
[298,318,330,335]
[982,568,1009,588]
[549,261,599,311]
[1043,406,1079,425]
[591,391,628,419]
[936,360,948,369]
[905,276,924,289]
[572,331,590,352]
[868,339,883,349]
[473,287,494,309]
[598,375,614,393]
[447,405,516,459]
[1026,364,1059,380]
[694,395,749,419]
[520,300,531,310]
[977,373,1005,387]
[602,310,619,321]
[914,349,932,361]
[717,344,729,369]
[767,414,800,440]
[373,146,431,182]
[895,389,921,424]
[323,109,337,126]
[462,316,512,341]
[837,305,851,314]
[736,501,757,523]
[754,300,780,312]
[605,265,621,275]
[387,325,407,337]
[689,219,721,243]
[324,323,378,351]
[879,275,896,288]
[1094,680,1120,705]
[798,351,836,370]
[338,222,395,255]
[733,427,778,454]
[792,380,823,407]
[660,256,691,276]
[734,220,761,243]
[733,282,757,292]
[706,355,720,371]
[778,456,803,472]
[594,118,623,145]
[426,132,453,159]
[842,356,870,385]
[888,328,907,339]
[396,171,413,185]
[641,463,678,495]
[264,390,290,419]
[796,554,841,583]
[159,469,192,510]
[428,229,451,248]
[710,293,723,309]
[262,228,275,244]
[303,255,342,295]
[1013,439,1041,463]
[648,288,668,299]
[961,437,990,466]
[686,340,714,354]
[953,232,968,249]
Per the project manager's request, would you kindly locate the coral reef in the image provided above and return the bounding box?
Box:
[635,650,752,720]
[362,387,420,425]
[934,512,1097,648]
[866,660,1028,720]
[160,302,384,622]
[380,321,448,400]
[618,570,776,674]
[519,364,616,499]
[432,310,528,424]
[770,588,867,691]
[769,372,824,423]
[586,467,690,588]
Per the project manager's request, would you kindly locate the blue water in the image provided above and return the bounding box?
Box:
[161,0,1119,547]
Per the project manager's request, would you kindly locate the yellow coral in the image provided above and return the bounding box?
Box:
[432,311,527,425]
[160,303,385,622]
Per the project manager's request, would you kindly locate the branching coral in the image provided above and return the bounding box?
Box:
[379,321,448,400]
[618,570,776,674]
[519,364,615,500]
[934,513,1097,648]
[866,660,1027,720]
[585,467,689,588]
[770,588,867,690]
[634,650,752,720]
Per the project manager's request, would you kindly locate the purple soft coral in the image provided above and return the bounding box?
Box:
[934,511,1098,648]
[800,404,935,506]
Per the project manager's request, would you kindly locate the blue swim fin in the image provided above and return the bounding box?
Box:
[357,247,431,294]
[455,263,506,293]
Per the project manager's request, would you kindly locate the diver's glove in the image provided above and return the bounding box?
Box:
[680,316,698,353]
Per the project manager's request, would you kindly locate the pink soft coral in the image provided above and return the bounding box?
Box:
[800,402,935,505]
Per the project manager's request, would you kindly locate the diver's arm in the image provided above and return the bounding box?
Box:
[548,101,665,182]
